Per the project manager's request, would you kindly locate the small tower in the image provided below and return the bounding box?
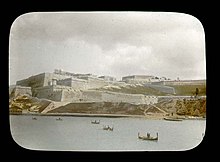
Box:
[52,79,57,85]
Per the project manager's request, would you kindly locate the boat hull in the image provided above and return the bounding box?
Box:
[164,117,183,121]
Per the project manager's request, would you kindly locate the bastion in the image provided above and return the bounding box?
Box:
[13,69,159,105]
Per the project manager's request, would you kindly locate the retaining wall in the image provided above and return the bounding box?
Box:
[33,85,158,104]
[34,85,63,101]
[163,80,206,86]
[9,85,32,98]
[144,84,175,94]
[81,90,158,105]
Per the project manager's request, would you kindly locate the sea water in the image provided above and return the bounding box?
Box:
[10,115,206,151]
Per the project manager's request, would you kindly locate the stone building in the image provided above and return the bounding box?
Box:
[15,69,158,104]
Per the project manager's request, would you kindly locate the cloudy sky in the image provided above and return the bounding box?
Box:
[9,12,206,85]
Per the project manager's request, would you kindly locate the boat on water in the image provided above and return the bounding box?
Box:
[164,117,183,121]
[91,120,100,124]
[138,132,158,141]
[56,117,63,121]
[32,117,37,120]
[103,125,113,131]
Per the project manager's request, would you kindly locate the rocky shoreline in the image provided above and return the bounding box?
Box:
[10,112,206,121]
[9,94,206,120]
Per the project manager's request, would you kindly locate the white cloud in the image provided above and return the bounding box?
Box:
[9,12,206,84]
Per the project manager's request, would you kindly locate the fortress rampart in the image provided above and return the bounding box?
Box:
[9,85,32,98]
[33,86,158,105]
[13,69,206,104]
[81,90,158,105]
[163,80,206,86]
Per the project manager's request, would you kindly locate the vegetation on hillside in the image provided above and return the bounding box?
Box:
[48,102,145,115]
[175,98,206,117]
[9,95,51,114]
[48,97,206,117]
[169,85,206,96]
[95,84,206,96]
[94,85,168,96]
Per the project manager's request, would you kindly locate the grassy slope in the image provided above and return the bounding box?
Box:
[169,85,206,96]
[48,97,206,117]
[95,84,206,96]
[48,102,145,115]
[95,86,168,96]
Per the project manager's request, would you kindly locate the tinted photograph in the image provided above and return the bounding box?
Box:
[9,12,206,151]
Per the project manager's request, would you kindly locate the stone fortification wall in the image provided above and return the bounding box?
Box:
[57,78,72,86]
[45,73,71,86]
[81,90,158,105]
[69,79,87,90]
[144,84,175,94]
[9,85,32,98]
[123,79,150,84]
[82,90,102,102]
[163,80,206,86]
[34,85,63,101]
[54,69,95,78]
[16,78,30,87]
[54,69,76,77]
[32,85,158,104]
[79,77,108,89]
[16,73,46,88]
[122,75,155,83]
[101,91,157,105]
[57,78,87,90]
[122,75,153,80]
[16,73,69,88]
[62,90,83,102]
[34,85,83,102]
[16,72,111,91]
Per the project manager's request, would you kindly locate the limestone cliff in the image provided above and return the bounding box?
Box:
[9,94,51,114]
[9,94,206,118]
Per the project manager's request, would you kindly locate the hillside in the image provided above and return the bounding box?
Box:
[9,95,51,114]
[47,97,206,118]
[48,102,144,115]
[9,82,206,118]
[94,84,206,96]
[169,84,206,96]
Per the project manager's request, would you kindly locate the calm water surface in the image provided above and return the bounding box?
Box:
[10,115,205,151]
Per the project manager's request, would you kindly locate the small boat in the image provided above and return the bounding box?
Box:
[164,117,183,121]
[103,126,109,130]
[32,117,37,120]
[138,132,158,141]
[103,125,113,131]
[108,126,114,131]
[91,120,100,124]
[56,117,63,121]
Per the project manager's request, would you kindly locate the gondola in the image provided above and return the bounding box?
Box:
[56,117,63,121]
[138,132,158,141]
[164,117,183,121]
[103,125,113,131]
[91,120,100,124]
